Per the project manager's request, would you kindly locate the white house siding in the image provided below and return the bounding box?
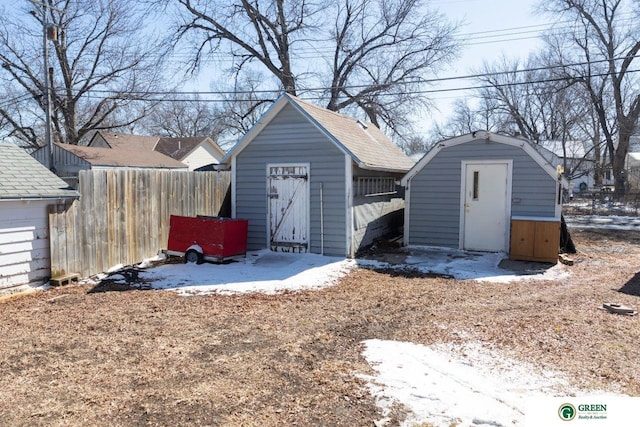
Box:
[0,200,51,290]
[182,144,222,171]
[407,140,557,248]
[234,103,348,257]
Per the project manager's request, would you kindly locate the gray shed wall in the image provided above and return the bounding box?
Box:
[234,103,348,257]
[407,140,558,248]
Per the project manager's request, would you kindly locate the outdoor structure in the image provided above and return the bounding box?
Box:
[536,139,614,193]
[223,93,414,258]
[89,132,225,171]
[0,143,78,293]
[401,131,565,260]
[48,143,188,188]
[625,133,640,190]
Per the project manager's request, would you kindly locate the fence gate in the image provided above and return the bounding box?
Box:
[268,165,309,252]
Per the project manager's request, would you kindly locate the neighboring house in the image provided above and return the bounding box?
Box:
[51,143,188,188]
[0,143,78,293]
[625,132,640,190]
[223,93,415,258]
[155,137,226,170]
[536,139,614,192]
[401,131,565,256]
[89,131,225,171]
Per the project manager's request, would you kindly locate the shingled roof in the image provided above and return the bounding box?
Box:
[224,93,414,173]
[56,143,187,169]
[92,132,158,151]
[0,143,78,200]
[155,137,225,161]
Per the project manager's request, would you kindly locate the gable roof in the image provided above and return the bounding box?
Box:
[90,131,158,151]
[155,136,225,161]
[402,131,567,186]
[223,93,414,173]
[0,143,78,200]
[55,143,187,169]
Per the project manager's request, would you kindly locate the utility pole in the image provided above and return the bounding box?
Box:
[42,0,55,171]
[33,0,55,170]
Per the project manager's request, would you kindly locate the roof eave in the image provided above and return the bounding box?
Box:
[0,194,79,201]
[357,162,411,174]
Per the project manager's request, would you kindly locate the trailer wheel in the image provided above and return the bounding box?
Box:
[184,249,203,264]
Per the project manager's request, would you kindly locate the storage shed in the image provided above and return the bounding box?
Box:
[401,131,565,261]
[223,93,414,257]
[0,143,78,293]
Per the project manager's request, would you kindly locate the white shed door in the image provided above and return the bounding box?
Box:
[462,162,509,252]
[268,165,308,253]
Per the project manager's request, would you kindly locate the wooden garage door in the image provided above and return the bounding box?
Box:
[268,165,309,253]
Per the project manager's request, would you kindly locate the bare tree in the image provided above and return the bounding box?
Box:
[165,0,459,138]
[541,0,640,193]
[325,0,459,131]
[170,0,319,95]
[138,95,226,139]
[0,0,167,148]
[431,97,508,142]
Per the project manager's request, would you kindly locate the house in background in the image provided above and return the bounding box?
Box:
[223,93,414,258]
[536,139,614,193]
[625,133,640,190]
[49,143,188,188]
[89,132,225,171]
[0,143,78,293]
[402,131,565,262]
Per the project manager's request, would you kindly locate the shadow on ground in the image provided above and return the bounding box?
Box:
[619,272,640,297]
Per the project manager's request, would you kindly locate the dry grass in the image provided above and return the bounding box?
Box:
[1,227,639,426]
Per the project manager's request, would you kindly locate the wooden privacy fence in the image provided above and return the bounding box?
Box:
[49,169,231,278]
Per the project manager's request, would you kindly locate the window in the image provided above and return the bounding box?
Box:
[473,171,479,200]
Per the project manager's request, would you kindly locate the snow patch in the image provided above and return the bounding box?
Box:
[360,340,621,426]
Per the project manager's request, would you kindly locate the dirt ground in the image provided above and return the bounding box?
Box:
[1,226,639,426]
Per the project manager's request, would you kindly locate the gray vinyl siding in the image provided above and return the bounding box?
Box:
[408,140,557,248]
[235,103,348,256]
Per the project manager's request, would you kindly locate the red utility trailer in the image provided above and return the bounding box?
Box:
[167,215,248,264]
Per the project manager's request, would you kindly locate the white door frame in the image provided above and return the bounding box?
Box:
[266,163,311,252]
[458,160,513,252]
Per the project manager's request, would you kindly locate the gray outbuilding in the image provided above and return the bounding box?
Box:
[223,93,414,257]
[401,131,566,258]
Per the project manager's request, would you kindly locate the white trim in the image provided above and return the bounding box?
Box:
[554,182,563,218]
[403,180,411,246]
[222,93,409,174]
[231,156,237,218]
[459,160,513,252]
[402,131,567,187]
[266,162,311,253]
[345,155,354,257]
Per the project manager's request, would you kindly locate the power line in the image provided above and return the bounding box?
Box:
[71,68,640,104]
[67,53,640,99]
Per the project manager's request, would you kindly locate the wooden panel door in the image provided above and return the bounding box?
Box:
[510,220,535,259]
[533,221,560,262]
[268,165,309,253]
